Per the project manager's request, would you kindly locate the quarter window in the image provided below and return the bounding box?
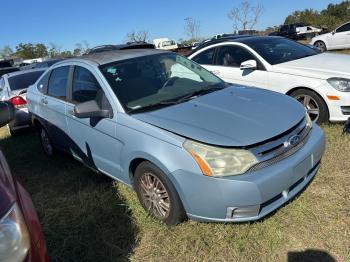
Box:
[47,66,69,99]
[72,66,111,110]
[336,23,350,33]
[192,48,216,65]
[216,45,255,68]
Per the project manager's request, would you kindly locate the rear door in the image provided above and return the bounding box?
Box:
[212,44,267,88]
[65,64,122,178]
[40,66,71,149]
[191,47,219,75]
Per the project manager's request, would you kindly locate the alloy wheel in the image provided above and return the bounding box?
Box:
[295,94,320,122]
[139,172,170,219]
[315,41,326,52]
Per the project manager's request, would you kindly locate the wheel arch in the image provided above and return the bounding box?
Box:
[286,86,330,119]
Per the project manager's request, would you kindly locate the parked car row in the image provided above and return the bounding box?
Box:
[0,33,348,260]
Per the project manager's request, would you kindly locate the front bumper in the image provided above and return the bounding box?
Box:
[170,125,325,222]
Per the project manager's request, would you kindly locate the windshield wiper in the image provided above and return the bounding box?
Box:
[127,84,225,114]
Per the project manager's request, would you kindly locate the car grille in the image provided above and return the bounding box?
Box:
[247,117,311,173]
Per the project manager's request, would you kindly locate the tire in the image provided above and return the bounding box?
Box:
[38,125,54,157]
[134,161,186,225]
[290,89,329,124]
[314,41,327,52]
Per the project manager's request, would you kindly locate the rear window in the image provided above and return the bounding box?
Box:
[8,71,45,91]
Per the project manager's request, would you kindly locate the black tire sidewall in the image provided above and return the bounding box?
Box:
[291,89,329,124]
[134,161,186,225]
[39,126,54,157]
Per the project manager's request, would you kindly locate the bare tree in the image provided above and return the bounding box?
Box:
[0,45,13,58]
[126,30,149,42]
[228,0,263,30]
[184,17,200,41]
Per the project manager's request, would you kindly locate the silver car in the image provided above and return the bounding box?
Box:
[0,69,45,133]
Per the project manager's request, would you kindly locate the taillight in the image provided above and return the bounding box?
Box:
[9,96,27,108]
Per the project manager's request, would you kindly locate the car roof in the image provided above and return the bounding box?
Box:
[5,68,46,78]
[192,35,284,52]
[88,42,155,54]
[77,49,171,65]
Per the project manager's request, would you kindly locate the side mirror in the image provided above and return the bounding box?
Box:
[240,60,257,70]
[332,30,336,35]
[0,101,15,127]
[73,100,112,119]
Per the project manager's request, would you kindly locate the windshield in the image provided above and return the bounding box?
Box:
[8,71,44,91]
[243,37,318,65]
[100,53,224,113]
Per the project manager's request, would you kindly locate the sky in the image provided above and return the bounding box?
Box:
[0,0,342,51]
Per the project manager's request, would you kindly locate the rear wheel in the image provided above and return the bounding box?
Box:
[290,89,329,124]
[314,41,327,52]
[38,126,54,156]
[134,161,186,225]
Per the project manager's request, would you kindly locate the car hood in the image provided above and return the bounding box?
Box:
[271,53,350,80]
[133,86,305,147]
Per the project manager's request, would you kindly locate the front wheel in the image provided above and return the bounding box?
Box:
[314,41,327,52]
[290,89,329,124]
[134,161,186,225]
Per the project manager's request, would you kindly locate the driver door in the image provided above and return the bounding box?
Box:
[213,45,267,88]
[65,65,123,178]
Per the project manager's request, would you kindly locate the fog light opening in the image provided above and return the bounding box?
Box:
[226,205,260,219]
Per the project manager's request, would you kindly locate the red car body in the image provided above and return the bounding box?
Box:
[0,150,49,261]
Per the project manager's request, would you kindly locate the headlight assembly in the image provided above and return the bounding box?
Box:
[327,78,350,92]
[0,204,30,262]
[183,140,258,177]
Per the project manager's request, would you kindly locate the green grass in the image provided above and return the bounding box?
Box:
[1,125,350,262]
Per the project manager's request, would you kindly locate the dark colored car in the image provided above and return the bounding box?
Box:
[20,59,62,71]
[88,42,155,54]
[0,60,19,77]
[0,101,49,262]
[269,23,304,40]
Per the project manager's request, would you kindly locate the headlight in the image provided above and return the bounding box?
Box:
[183,140,258,177]
[0,204,30,262]
[305,112,313,128]
[327,78,350,92]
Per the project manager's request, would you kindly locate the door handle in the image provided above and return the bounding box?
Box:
[41,98,48,105]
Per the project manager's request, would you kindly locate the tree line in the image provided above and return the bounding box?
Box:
[1,0,349,60]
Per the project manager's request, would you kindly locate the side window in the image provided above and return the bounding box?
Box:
[72,66,111,110]
[37,72,50,93]
[336,23,350,33]
[192,48,216,65]
[47,66,69,99]
[216,45,255,68]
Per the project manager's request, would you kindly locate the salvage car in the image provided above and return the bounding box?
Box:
[27,49,325,225]
[0,69,45,133]
[0,101,49,262]
[189,36,350,124]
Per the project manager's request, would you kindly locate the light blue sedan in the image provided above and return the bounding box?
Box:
[27,49,325,225]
